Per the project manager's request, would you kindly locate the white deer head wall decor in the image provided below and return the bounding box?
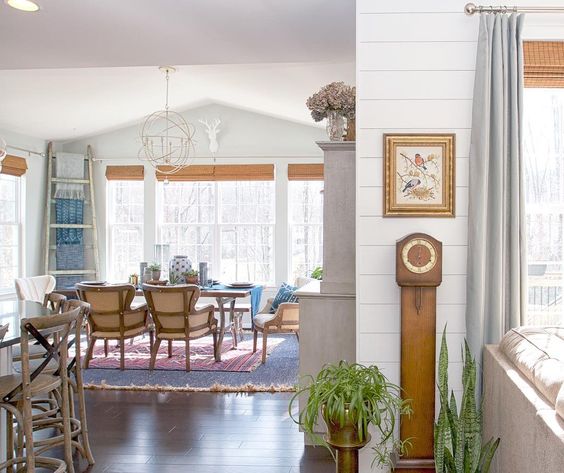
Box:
[198,118,221,155]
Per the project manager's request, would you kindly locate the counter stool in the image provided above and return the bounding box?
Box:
[0,308,80,472]
[12,301,95,468]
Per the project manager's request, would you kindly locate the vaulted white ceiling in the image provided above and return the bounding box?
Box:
[0,62,354,141]
[0,0,354,141]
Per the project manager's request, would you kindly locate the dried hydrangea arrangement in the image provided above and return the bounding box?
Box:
[306,81,356,122]
[306,82,355,140]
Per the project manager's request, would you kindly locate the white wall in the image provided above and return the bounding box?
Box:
[60,103,326,290]
[0,128,47,285]
[356,1,564,470]
[356,0,475,403]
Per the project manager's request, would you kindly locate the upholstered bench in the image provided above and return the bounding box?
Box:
[483,326,564,473]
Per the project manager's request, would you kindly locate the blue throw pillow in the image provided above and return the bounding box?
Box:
[270,282,298,313]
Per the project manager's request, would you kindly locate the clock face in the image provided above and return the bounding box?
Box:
[401,238,437,274]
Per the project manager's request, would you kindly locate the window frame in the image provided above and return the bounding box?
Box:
[0,174,22,294]
[106,179,145,282]
[523,87,564,326]
[288,179,324,282]
[156,180,276,285]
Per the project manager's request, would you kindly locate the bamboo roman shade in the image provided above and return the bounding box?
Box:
[105,165,145,181]
[155,164,274,182]
[524,41,564,88]
[287,164,324,181]
[0,155,28,177]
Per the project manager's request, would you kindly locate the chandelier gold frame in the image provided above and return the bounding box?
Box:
[139,66,195,175]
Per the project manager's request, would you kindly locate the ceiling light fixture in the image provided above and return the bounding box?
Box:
[5,0,40,12]
[139,66,195,175]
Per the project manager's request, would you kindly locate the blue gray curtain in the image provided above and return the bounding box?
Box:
[466,13,527,366]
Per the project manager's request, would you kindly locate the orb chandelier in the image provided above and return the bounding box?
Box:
[139,66,195,175]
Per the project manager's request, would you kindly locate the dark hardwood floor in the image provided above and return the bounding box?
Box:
[65,390,334,473]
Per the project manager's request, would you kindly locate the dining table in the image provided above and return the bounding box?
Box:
[134,284,264,362]
[0,300,54,462]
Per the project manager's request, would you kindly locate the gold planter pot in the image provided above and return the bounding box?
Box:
[323,405,371,473]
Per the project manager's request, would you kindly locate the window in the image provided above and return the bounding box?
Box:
[0,175,20,291]
[158,181,215,269]
[524,88,564,325]
[289,180,323,281]
[157,181,275,284]
[107,181,144,281]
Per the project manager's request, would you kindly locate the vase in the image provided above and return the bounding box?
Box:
[151,270,161,281]
[169,255,192,284]
[326,111,346,141]
[322,405,371,473]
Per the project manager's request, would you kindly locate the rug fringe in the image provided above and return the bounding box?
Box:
[84,381,296,393]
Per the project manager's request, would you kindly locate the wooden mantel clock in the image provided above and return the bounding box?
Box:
[396,233,442,473]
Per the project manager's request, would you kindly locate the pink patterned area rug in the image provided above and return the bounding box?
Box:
[83,336,282,372]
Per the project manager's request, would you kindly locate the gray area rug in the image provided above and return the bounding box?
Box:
[82,333,299,392]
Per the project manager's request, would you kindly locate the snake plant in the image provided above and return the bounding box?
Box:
[289,361,412,467]
[434,329,500,473]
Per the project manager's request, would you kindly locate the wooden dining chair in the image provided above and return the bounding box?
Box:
[14,275,56,304]
[143,284,218,371]
[77,284,152,370]
[253,298,299,364]
[12,301,95,468]
[43,292,67,313]
[12,295,66,364]
[0,307,81,472]
[0,323,8,343]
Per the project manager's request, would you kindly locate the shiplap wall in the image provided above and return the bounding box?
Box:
[356,3,475,469]
[356,0,476,398]
[356,1,564,470]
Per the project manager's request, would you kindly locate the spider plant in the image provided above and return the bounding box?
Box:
[289,361,412,468]
[434,328,500,473]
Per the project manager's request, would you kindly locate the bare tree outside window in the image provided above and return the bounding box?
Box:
[289,180,323,281]
[157,180,275,284]
[107,181,144,281]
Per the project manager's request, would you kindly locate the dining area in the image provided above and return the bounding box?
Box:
[0,271,302,471]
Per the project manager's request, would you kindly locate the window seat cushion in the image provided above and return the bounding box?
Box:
[500,326,564,407]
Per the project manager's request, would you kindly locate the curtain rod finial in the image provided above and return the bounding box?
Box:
[465,2,477,15]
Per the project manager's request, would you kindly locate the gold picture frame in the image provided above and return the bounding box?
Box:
[384,133,455,217]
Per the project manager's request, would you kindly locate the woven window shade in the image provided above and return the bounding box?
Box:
[156,164,274,182]
[105,165,145,181]
[0,155,28,177]
[288,164,324,181]
[524,41,564,88]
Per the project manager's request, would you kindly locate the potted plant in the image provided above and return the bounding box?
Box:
[289,361,411,473]
[147,262,161,281]
[310,266,323,280]
[183,269,199,285]
[434,329,500,473]
[306,82,355,141]
[168,273,180,285]
[128,273,139,287]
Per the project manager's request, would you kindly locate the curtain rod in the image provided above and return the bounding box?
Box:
[465,2,564,14]
[6,144,46,158]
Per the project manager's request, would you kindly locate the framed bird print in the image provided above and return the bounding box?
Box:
[383,133,455,217]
